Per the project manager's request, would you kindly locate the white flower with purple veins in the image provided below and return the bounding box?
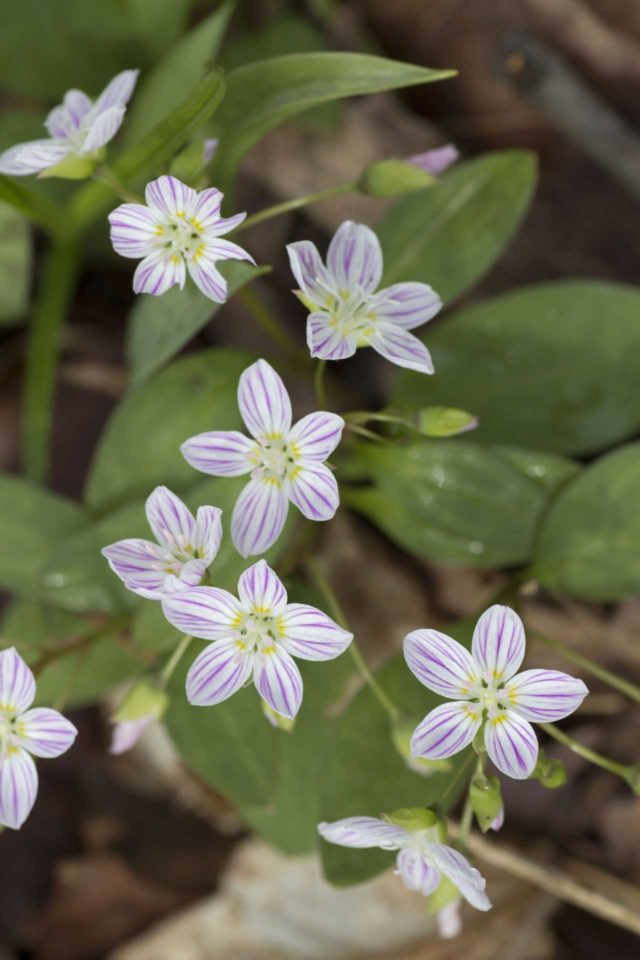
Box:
[0,70,138,177]
[181,359,344,558]
[404,605,589,780]
[0,648,77,829]
[102,486,222,600]
[162,559,353,719]
[318,816,491,913]
[286,221,441,373]
[109,175,254,301]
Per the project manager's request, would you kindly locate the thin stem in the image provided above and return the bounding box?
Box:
[161,634,193,686]
[234,182,355,234]
[314,359,327,408]
[22,240,80,482]
[531,628,640,705]
[540,722,630,780]
[237,286,305,360]
[92,165,144,203]
[344,422,394,445]
[459,794,474,843]
[31,617,129,677]
[438,751,475,808]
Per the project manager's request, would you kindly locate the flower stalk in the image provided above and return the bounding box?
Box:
[540,722,631,782]
[233,182,355,234]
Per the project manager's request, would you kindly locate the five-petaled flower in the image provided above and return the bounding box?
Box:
[404,605,589,780]
[286,220,441,373]
[162,559,353,719]
[0,70,138,177]
[0,648,77,829]
[181,359,344,558]
[318,815,491,914]
[102,486,222,600]
[109,175,254,301]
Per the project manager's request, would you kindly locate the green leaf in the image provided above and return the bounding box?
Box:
[533,444,640,600]
[342,440,578,568]
[126,262,268,386]
[392,281,640,456]
[0,175,65,237]
[85,348,251,511]
[377,151,537,303]
[127,0,193,57]
[0,202,31,322]
[211,53,455,188]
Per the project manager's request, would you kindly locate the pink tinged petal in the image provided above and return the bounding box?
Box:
[94,69,140,112]
[145,175,197,218]
[186,639,252,707]
[425,843,492,912]
[81,105,125,152]
[253,647,303,719]
[279,603,353,661]
[203,211,247,237]
[203,138,218,164]
[472,605,525,682]
[161,586,243,640]
[484,711,539,780]
[238,359,292,440]
[318,816,405,850]
[506,669,589,723]
[108,202,163,258]
[110,716,152,755]
[288,412,344,461]
[45,90,92,138]
[369,322,434,374]
[370,282,442,331]
[408,144,460,176]
[490,807,505,832]
[101,538,168,598]
[286,240,335,305]
[0,140,69,176]
[231,477,289,558]
[133,249,186,296]
[190,187,222,228]
[0,648,36,714]
[238,559,287,615]
[204,237,255,265]
[437,900,463,940]
[396,848,441,896]
[327,221,383,294]
[195,506,223,565]
[288,462,339,521]
[181,431,257,477]
[307,312,357,361]
[186,253,228,303]
[176,559,208,591]
[411,701,482,760]
[404,629,478,699]
[145,486,196,553]
[17,708,77,758]
[0,748,38,830]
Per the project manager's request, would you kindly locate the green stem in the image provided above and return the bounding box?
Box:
[438,751,475,809]
[93,165,144,203]
[234,182,355,234]
[237,286,306,360]
[22,241,80,482]
[540,722,630,780]
[314,359,327,408]
[531,629,640,705]
[161,633,193,686]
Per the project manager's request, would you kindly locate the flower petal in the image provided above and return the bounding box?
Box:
[16,708,77,758]
[186,252,228,302]
[396,848,441,896]
[484,711,538,780]
[318,816,405,850]
[408,144,460,176]
[203,211,247,237]
[288,461,339,521]
[133,249,186,296]
[162,586,242,640]
[238,559,287,615]
[307,312,357,361]
[231,477,289,558]
[101,538,169,598]
[286,240,335,305]
[145,486,196,554]
[0,748,38,830]
[145,175,197,218]
[279,604,353,661]
[82,105,125,152]
[0,140,69,176]
[205,238,255,265]
[506,669,588,723]
[472,605,525,682]
[288,412,344,461]
[190,187,223,228]
[238,359,292,440]
[404,629,478,699]
[0,648,35,714]
[411,701,482,760]
[253,646,303,719]
[181,430,257,477]
[370,282,442,330]
[45,90,92,138]
[110,716,152,755]
[369,322,434,374]
[194,506,223,565]
[326,221,382,294]
[94,69,139,112]
[186,639,253,706]
[425,843,492,912]
[109,202,163,258]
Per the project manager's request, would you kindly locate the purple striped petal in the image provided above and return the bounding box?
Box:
[411,701,482,760]
[253,646,303,719]
[0,748,38,830]
[484,710,538,780]
[181,430,257,477]
[238,559,287,615]
[110,716,153,755]
[286,240,335,305]
[133,249,186,296]
[0,648,35,714]
[109,202,163,258]
[396,848,441,896]
[94,69,139,112]
[82,105,125,152]
[369,282,442,331]
[186,639,252,707]
[145,175,197,217]
[472,605,525,682]
[45,90,92,138]
[279,603,353,661]
[145,486,196,553]
[231,477,289,558]
[101,538,170,598]
[17,708,77,758]
[408,144,460,176]
[288,412,344,461]
[203,211,247,237]
[307,312,357,361]
[238,360,292,440]
[506,669,588,723]
[186,252,228,303]
[404,629,478,699]
[162,586,242,640]
[369,322,434,374]
[327,221,382,294]
[318,816,405,850]
[288,461,339,521]
[194,506,223,565]
[190,187,223,228]
[205,238,254,265]
[426,842,491,912]
[0,140,69,176]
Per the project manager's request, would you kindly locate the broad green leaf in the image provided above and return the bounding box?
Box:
[377,151,537,303]
[342,441,578,568]
[126,262,269,386]
[533,444,640,600]
[210,53,455,188]
[392,281,640,456]
[127,0,193,56]
[85,348,251,511]
[0,203,31,322]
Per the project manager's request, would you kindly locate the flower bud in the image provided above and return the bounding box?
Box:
[392,716,453,777]
[532,750,567,788]
[358,159,435,198]
[109,679,168,755]
[415,407,478,438]
[469,774,503,832]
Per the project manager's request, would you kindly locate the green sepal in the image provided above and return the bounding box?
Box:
[531,749,567,788]
[469,774,503,832]
[383,806,441,833]
[261,698,296,732]
[425,874,459,915]
[39,151,104,180]
[415,406,478,438]
[113,678,169,723]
